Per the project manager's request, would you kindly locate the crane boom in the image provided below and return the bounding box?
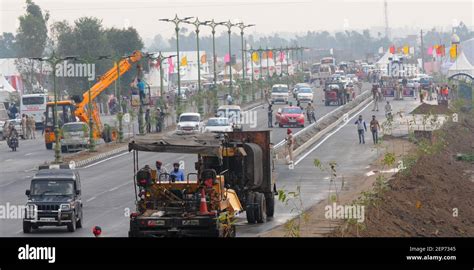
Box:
[75,50,142,124]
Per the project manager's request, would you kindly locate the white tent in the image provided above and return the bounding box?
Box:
[0,74,17,103]
[448,38,474,79]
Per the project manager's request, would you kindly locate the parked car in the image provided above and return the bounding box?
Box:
[296,87,314,103]
[176,113,202,135]
[60,122,90,153]
[271,84,289,104]
[275,106,305,128]
[204,117,233,133]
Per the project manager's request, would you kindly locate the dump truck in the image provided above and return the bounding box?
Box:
[127,130,275,237]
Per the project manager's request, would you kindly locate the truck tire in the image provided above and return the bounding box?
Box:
[46,143,52,150]
[23,221,31,233]
[246,192,256,224]
[254,192,267,223]
[76,211,83,228]
[67,213,77,232]
[265,193,275,217]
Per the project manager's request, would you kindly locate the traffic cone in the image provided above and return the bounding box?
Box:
[199,189,210,215]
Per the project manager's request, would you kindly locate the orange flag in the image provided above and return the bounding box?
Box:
[201,54,207,64]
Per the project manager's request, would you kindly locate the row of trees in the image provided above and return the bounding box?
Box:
[0,0,144,97]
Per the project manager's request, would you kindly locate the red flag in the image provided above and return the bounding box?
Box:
[436,45,445,56]
[279,52,285,62]
[268,51,273,59]
[224,53,230,63]
[389,46,395,54]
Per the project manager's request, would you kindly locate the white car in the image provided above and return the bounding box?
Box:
[296,87,314,103]
[176,113,202,135]
[271,84,289,104]
[204,117,233,133]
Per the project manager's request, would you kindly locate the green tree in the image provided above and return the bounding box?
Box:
[0,33,17,57]
[15,0,49,92]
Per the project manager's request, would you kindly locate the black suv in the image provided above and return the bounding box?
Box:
[23,164,83,233]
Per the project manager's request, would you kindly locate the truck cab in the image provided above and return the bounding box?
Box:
[23,164,83,233]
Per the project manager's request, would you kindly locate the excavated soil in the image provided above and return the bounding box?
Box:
[331,115,474,237]
[410,103,453,115]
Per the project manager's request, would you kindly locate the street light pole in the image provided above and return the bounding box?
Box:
[183,18,209,115]
[160,15,193,122]
[31,53,76,164]
[237,23,254,81]
[224,21,237,96]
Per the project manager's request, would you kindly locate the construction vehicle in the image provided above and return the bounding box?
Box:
[128,130,275,237]
[44,50,142,149]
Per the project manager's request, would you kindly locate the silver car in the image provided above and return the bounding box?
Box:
[60,122,90,153]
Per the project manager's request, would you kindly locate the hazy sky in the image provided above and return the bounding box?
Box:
[1,0,473,40]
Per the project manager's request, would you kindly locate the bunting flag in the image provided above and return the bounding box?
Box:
[262,52,267,59]
[378,47,383,54]
[436,45,445,56]
[279,51,285,62]
[224,53,230,63]
[201,54,207,64]
[427,46,433,55]
[168,57,174,74]
[252,52,259,62]
[180,55,188,67]
[402,45,409,55]
[450,44,457,59]
[268,51,273,59]
[409,47,415,55]
[180,56,188,66]
[389,46,395,54]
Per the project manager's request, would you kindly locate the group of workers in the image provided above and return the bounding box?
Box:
[155,161,185,181]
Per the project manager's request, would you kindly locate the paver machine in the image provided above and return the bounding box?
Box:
[127,130,275,237]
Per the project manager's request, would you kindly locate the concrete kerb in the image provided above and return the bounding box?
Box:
[274,90,372,159]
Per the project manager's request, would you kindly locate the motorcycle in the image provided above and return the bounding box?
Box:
[7,135,19,152]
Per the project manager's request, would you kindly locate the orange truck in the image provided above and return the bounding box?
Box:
[44,50,142,149]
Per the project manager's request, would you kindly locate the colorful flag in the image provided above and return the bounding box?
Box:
[403,45,409,55]
[224,53,230,63]
[427,46,433,55]
[449,44,457,59]
[409,47,415,55]
[181,56,188,66]
[268,51,273,59]
[252,52,259,62]
[201,54,207,64]
[389,46,395,54]
[279,52,285,62]
[378,47,383,54]
[168,57,174,74]
[436,45,445,56]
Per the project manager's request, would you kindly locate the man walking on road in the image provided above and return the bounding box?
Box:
[372,90,379,111]
[267,104,273,128]
[370,115,380,144]
[355,115,367,144]
[21,114,27,139]
[286,128,295,165]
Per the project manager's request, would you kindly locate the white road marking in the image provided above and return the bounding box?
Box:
[86,196,96,202]
[83,151,129,168]
[108,181,130,192]
[294,101,374,166]
[5,159,13,162]
[24,153,34,156]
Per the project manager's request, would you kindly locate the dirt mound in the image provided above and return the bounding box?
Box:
[410,103,453,115]
[332,115,474,237]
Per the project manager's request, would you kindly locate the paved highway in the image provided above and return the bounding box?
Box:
[0,83,393,237]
